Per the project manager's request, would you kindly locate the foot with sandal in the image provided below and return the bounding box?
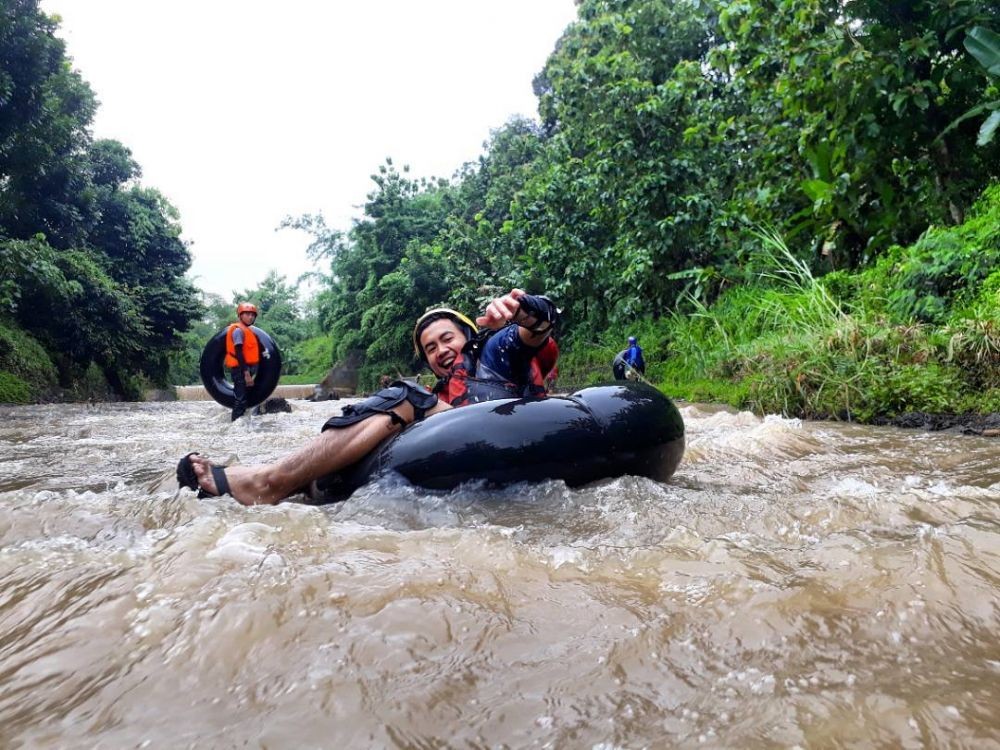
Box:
[176,380,446,505]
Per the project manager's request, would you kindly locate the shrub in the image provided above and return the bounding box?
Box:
[863,362,967,417]
[862,184,1000,324]
[0,320,57,398]
[0,372,33,404]
[285,334,336,384]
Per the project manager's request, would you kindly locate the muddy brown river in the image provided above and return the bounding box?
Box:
[0,398,997,748]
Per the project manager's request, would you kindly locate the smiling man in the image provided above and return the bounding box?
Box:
[413,289,559,407]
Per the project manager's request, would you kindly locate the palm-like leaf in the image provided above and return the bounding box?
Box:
[965,26,1000,76]
[937,26,1000,146]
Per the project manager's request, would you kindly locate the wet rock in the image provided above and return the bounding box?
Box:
[874,411,1000,436]
[309,350,362,400]
[308,385,339,402]
[255,397,292,415]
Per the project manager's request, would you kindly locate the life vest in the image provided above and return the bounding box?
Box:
[534,338,559,384]
[432,335,557,407]
[224,323,260,368]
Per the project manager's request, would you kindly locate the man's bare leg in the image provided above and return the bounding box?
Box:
[188,400,451,505]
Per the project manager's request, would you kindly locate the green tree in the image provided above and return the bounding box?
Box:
[0,0,98,248]
[435,117,548,313]
[233,270,317,374]
[1,2,199,396]
[519,0,720,330]
[711,0,1000,266]
[940,25,1000,147]
[286,159,454,382]
[85,140,200,379]
[515,0,1000,330]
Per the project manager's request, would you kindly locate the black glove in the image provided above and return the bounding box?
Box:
[517,294,559,334]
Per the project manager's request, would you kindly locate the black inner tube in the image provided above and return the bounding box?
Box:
[309,382,684,504]
[612,350,628,380]
[199,326,282,409]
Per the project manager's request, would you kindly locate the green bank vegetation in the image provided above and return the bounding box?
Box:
[4,0,1000,424]
[633,187,1000,420]
[1,3,199,401]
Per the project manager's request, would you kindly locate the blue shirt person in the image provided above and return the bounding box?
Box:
[623,336,645,374]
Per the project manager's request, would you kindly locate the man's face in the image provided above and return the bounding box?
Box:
[420,319,468,377]
[240,311,256,325]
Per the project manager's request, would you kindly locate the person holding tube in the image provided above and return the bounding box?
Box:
[225,302,260,420]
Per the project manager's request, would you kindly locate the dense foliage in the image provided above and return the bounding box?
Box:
[648,183,1000,419]
[0,0,199,400]
[285,0,999,400]
[6,0,1000,421]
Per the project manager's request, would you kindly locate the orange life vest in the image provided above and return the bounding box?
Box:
[224,323,260,368]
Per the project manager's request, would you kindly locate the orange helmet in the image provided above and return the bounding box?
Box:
[237,302,258,316]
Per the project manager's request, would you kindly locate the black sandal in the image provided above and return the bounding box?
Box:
[176,452,232,498]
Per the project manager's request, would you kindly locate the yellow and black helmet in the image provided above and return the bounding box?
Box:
[412,307,478,362]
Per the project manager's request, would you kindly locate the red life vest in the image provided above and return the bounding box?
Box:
[433,337,558,407]
[533,338,559,387]
[224,323,260,368]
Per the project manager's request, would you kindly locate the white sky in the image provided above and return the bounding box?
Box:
[43,1,578,299]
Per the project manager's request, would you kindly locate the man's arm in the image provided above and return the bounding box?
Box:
[475,289,560,384]
[476,289,558,346]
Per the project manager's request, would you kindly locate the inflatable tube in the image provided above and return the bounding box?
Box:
[612,350,629,380]
[309,381,684,504]
[199,326,282,409]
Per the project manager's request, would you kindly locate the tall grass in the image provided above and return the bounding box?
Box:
[661,229,973,420]
[553,203,998,419]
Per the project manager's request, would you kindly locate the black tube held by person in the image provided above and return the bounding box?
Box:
[199,327,282,409]
[309,381,685,504]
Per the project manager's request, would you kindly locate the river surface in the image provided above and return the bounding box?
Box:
[0,397,997,748]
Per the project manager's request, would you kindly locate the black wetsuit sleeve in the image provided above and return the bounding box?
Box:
[477,325,536,386]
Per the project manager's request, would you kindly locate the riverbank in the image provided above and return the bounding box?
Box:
[555,195,999,430]
[553,357,1000,438]
[5,354,1000,440]
[873,411,1000,436]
